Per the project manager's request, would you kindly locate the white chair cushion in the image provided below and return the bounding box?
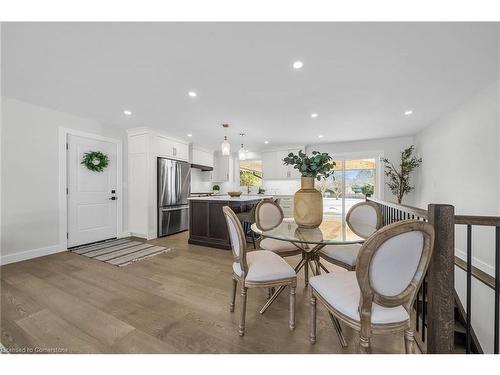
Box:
[320,244,362,266]
[233,250,296,282]
[309,272,409,324]
[260,238,298,253]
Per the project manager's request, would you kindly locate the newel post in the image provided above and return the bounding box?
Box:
[426,204,455,353]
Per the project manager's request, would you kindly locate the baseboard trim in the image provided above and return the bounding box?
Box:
[117,231,131,239]
[129,232,148,239]
[0,244,67,266]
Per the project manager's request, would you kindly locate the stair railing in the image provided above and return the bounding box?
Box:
[367,197,500,354]
[453,214,500,354]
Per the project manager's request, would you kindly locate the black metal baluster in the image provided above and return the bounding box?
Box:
[422,279,427,342]
[466,225,472,354]
[495,226,499,354]
[416,284,421,331]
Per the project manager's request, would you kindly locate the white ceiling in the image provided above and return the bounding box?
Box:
[2,22,499,151]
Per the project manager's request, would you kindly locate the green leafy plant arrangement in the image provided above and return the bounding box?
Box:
[382,145,422,204]
[81,151,109,172]
[361,184,374,197]
[283,150,335,181]
[212,184,220,191]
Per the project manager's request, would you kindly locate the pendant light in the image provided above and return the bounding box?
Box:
[239,144,246,160]
[221,124,230,156]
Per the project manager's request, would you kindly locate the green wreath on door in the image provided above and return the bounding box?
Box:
[81,151,109,172]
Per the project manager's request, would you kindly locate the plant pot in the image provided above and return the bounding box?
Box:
[294,176,323,228]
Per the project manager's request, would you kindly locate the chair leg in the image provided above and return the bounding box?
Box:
[289,285,296,330]
[304,259,309,286]
[359,335,372,354]
[230,278,237,312]
[404,327,415,354]
[239,286,248,336]
[310,290,317,344]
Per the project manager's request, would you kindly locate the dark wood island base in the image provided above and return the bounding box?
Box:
[188,197,269,250]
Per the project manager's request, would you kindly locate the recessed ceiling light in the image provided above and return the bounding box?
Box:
[318,135,324,138]
[293,61,304,69]
[264,141,269,144]
[404,110,413,116]
[123,110,132,116]
[311,113,318,118]
[187,133,192,137]
[188,91,197,98]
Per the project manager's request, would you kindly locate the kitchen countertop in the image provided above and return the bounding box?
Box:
[188,195,273,202]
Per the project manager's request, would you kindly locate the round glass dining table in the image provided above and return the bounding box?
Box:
[251,217,364,291]
[251,217,364,248]
[251,217,365,347]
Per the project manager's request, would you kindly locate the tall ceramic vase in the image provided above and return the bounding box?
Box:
[294,176,323,228]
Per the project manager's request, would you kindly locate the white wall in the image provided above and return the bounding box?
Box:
[413,80,500,353]
[307,136,416,203]
[1,97,128,264]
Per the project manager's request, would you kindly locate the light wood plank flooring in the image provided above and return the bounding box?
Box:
[1,232,405,353]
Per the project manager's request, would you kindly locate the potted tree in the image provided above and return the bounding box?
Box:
[361,184,374,198]
[283,150,335,228]
[381,145,422,204]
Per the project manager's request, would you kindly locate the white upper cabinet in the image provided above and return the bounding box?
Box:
[153,134,189,161]
[190,145,214,167]
[128,127,189,162]
[262,147,304,180]
[201,154,233,182]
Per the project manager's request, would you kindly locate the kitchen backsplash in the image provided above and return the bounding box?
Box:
[191,168,300,196]
[261,179,300,195]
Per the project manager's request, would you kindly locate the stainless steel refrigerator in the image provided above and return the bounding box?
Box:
[157,157,191,237]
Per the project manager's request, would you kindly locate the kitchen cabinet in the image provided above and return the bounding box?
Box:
[127,127,190,239]
[262,147,303,180]
[276,195,294,217]
[201,154,233,182]
[151,133,189,161]
[190,145,214,167]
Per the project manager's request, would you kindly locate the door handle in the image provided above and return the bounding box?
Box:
[109,196,117,200]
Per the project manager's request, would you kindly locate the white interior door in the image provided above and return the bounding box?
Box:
[67,134,118,247]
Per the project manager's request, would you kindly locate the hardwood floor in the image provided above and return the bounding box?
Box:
[1,232,406,353]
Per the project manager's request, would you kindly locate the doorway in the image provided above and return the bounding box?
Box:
[62,130,122,248]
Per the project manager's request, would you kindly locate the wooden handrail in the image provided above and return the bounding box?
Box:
[454,256,495,290]
[454,215,500,226]
[367,197,428,219]
[366,196,500,353]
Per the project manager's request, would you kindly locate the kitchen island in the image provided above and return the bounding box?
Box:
[188,195,271,250]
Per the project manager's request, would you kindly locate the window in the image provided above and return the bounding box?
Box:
[322,158,378,219]
[239,160,263,188]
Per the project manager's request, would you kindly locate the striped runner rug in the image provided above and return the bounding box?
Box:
[70,238,170,267]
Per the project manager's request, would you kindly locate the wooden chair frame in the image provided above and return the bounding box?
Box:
[310,220,435,353]
[319,200,383,271]
[223,206,297,336]
[255,199,302,257]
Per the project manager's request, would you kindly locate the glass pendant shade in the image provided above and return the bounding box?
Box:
[239,144,246,160]
[221,136,230,156]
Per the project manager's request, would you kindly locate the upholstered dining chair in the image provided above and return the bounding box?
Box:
[309,220,435,353]
[319,201,382,271]
[222,206,297,336]
[255,199,302,257]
